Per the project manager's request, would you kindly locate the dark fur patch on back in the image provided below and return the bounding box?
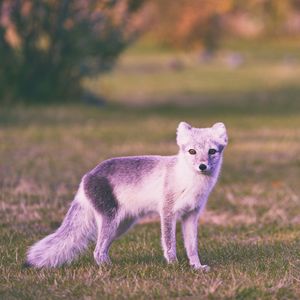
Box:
[84,175,118,217]
[91,156,158,185]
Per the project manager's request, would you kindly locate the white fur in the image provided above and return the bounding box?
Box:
[26,182,96,268]
[113,167,165,216]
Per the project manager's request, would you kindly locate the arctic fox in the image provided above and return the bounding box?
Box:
[25,122,228,271]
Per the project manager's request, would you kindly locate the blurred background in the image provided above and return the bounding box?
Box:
[0,0,300,110]
[1,2,300,297]
[1,0,300,231]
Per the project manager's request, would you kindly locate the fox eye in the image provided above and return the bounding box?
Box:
[208,149,217,155]
[188,149,196,155]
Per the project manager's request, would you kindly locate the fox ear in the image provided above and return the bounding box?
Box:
[177,122,192,146]
[212,122,228,146]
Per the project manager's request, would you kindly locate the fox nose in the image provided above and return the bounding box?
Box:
[199,164,207,171]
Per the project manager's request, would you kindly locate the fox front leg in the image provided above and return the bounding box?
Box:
[160,212,177,264]
[181,209,210,271]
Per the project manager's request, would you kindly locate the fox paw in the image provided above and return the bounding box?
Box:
[165,256,178,264]
[94,254,112,266]
[192,264,211,272]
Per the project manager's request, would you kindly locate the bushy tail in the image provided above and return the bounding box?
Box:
[25,199,95,268]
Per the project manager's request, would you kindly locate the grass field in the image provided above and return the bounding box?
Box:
[1,39,300,299]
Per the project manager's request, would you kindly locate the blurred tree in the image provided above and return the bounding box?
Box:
[147,0,232,52]
[230,0,297,35]
[144,0,300,52]
[0,0,145,103]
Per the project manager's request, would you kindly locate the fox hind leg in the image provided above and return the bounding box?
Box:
[93,215,137,265]
[84,174,122,265]
[93,215,118,265]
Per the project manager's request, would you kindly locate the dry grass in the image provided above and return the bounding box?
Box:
[1,104,300,299]
[1,39,300,299]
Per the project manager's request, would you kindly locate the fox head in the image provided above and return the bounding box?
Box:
[176,122,228,175]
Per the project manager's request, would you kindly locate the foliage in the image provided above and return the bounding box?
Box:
[231,0,300,35]
[147,0,231,51]
[145,0,300,51]
[0,0,145,102]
